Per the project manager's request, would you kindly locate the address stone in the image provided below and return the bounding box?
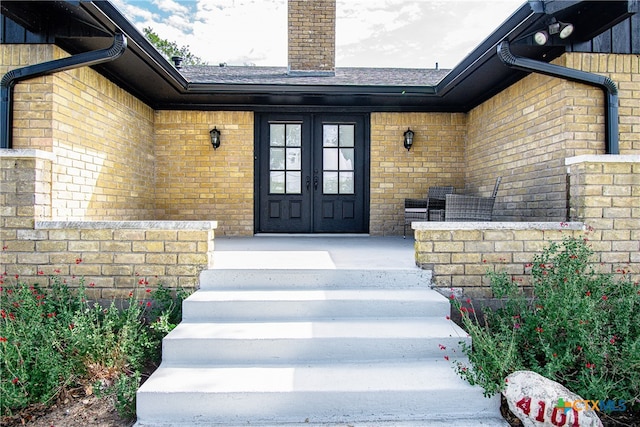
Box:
[503,370,603,427]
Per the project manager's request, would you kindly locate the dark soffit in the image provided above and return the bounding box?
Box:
[1,0,635,112]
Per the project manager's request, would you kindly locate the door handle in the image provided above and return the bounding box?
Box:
[313,175,319,190]
[306,176,311,190]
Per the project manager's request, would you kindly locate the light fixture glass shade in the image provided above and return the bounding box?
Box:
[559,23,574,39]
[210,127,221,150]
[403,128,414,151]
[534,30,548,45]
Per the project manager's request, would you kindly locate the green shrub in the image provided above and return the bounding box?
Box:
[449,236,640,412]
[0,272,190,420]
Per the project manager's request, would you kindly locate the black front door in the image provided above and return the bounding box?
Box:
[256,113,369,233]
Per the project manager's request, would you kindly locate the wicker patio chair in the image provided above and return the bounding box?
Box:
[427,186,454,221]
[444,177,501,222]
[403,197,429,238]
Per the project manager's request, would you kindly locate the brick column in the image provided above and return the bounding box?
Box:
[288,0,335,75]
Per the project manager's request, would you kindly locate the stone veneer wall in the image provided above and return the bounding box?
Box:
[414,156,639,297]
[0,150,215,297]
[369,112,466,235]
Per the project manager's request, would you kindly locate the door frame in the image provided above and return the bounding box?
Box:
[254,112,370,234]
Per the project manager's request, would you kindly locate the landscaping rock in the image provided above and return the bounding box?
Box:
[503,370,603,427]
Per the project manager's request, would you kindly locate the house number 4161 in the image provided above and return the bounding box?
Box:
[516,397,579,427]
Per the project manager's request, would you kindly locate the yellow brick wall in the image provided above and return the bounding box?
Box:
[2,45,157,221]
[466,53,639,222]
[565,53,640,153]
[370,112,466,235]
[154,111,254,236]
[1,45,56,151]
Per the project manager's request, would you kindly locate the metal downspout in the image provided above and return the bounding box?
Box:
[497,40,619,155]
[1,33,127,149]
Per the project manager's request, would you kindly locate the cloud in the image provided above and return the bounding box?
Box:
[114,0,524,68]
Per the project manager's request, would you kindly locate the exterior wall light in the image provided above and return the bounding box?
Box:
[534,31,549,45]
[210,127,221,150]
[403,128,414,151]
[534,21,573,45]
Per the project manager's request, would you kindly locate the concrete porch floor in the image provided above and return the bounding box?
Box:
[212,235,418,270]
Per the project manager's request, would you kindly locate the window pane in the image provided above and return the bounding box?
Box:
[270,148,285,170]
[270,124,285,146]
[286,124,301,147]
[323,172,338,194]
[286,172,301,193]
[339,125,354,147]
[323,125,338,147]
[324,148,338,170]
[286,148,301,169]
[339,148,354,170]
[339,172,354,194]
[270,171,284,193]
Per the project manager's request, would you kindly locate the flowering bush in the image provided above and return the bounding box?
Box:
[449,236,640,413]
[0,271,190,420]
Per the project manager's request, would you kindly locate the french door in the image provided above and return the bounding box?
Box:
[256,113,369,233]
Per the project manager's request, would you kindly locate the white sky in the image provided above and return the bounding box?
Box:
[112,0,525,69]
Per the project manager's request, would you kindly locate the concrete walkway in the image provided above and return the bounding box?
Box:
[213,235,417,270]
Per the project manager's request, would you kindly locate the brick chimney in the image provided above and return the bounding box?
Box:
[288,0,336,76]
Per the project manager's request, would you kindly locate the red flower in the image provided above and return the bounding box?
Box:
[602,295,608,301]
[146,301,152,307]
[69,323,75,330]
[37,270,44,275]
[89,282,95,287]
[585,362,595,369]
[585,291,591,297]
[444,356,449,361]
[438,344,447,350]
[12,377,19,385]
[145,288,151,293]
[75,258,82,264]
[535,327,543,333]
[0,337,7,343]
[445,315,450,320]
[576,346,583,351]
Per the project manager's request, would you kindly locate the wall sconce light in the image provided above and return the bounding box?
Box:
[210,127,221,150]
[534,21,574,45]
[403,128,414,151]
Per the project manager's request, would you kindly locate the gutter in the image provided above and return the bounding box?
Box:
[497,40,619,155]
[1,33,127,149]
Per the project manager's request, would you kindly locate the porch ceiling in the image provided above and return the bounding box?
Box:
[1,0,635,112]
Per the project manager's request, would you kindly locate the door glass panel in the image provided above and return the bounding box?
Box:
[270,123,302,194]
[339,148,354,169]
[323,148,338,170]
[339,172,354,193]
[323,172,338,194]
[322,124,355,194]
[339,125,354,147]
[323,125,338,147]
[271,124,285,146]
[286,172,301,193]
[286,124,301,147]
[286,148,301,169]
[270,171,285,193]
[270,148,285,169]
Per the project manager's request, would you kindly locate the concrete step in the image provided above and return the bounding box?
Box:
[136,360,503,426]
[161,317,469,364]
[182,288,449,321]
[136,268,506,426]
[199,268,432,290]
